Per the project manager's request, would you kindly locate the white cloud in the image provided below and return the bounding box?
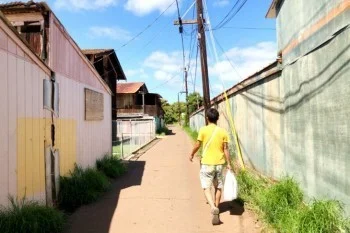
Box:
[88,26,131,41]
[124,0,176,16]
[144,51,183,81]
[125,68,149,79]
[132,41,276,96]
[54,0,118,10]
[213,0,230,7]
[210,41,277,82]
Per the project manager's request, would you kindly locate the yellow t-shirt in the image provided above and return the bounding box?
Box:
[197,124,229,165]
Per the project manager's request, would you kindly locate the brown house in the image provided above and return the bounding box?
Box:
[83,49,127,120]
[116,82,164,118]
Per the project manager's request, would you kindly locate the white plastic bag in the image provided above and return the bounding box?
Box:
[223,170,238,201]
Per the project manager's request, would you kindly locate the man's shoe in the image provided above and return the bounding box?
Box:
[211,207,220,225]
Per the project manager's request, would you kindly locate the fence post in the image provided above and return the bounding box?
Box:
[121,133,124,159]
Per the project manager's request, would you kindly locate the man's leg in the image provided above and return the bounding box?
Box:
[200,165,220,225]
[214,188,222,208]
[204,188,216,209]
[214,165,224,209]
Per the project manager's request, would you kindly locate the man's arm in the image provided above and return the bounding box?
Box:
[224,142,232,170]
[190,141,201,162]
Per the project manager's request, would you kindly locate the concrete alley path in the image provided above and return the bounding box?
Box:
[64,126,261,233]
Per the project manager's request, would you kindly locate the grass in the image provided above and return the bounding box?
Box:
[96,155,127,179]
[183,126,198,141]
[113,144,140,157]
[58,165,110,212]
[298,200,350,233]
[258,177,304,232]
[236,169,350,233]
[0,197,65,233]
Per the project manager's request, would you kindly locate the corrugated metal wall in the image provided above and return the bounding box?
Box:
[190,0,350,213]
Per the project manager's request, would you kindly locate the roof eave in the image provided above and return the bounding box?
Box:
[265,0,280,18]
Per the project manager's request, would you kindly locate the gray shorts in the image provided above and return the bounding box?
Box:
[200,164,224,189]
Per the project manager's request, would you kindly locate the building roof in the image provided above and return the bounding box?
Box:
[82,49,113,55]
[82,49,127,81]
[117,82,147,94]
[0,1,50,13]
[0,1,113,94]
[266,0,281,18]
[0,9,51,74]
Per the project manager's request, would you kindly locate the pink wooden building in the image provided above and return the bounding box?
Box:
[0,2,113,206]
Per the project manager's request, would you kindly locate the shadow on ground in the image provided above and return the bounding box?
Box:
[219,199,245,216]
[64,160,146,233]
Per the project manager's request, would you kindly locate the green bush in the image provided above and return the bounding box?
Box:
[58,165,110,212]
[0,197,65,233]
[96,155,127,178]
[298,200,350,233]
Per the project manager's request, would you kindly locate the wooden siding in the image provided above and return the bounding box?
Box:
[56,74,112,169]
[0,25,51,205]
[49,16,110,94]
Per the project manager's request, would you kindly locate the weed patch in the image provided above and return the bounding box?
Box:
[96,155,127,179]
[58,165,110,212]
[0,197,65,233]
[298,200,350,233]
[236,169,350,233]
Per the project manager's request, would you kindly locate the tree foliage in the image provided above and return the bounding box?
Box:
[161,92,203,125]
[187,92,203,115]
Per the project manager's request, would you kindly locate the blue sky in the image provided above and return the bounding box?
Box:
[3,0,277,103]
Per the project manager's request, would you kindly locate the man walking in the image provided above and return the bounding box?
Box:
[190,108,232,225]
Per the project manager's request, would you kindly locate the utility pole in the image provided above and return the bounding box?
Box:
[196,0,211,119]
[184,68,189,124]
[174,0,211,124]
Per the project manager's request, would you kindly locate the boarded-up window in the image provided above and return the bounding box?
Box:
[85,88,104,121]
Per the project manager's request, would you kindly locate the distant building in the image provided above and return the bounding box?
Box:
[83,49,127,120]
[116,82,164,119]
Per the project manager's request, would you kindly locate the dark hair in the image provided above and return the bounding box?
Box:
[206,108,219,123]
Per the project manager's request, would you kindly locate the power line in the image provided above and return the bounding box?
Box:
[214,0,240,30]
[213,0,248,30]
[92,0,176,65]
[175,0,186,77]
[210,26,275,31]
[120,19,172,62]
[212,34,242,79]
[193,43,199,93]
[153,72,180,90]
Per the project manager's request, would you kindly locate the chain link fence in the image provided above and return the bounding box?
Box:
[112,119,156,158]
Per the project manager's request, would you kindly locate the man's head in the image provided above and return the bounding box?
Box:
[206,108,219,124]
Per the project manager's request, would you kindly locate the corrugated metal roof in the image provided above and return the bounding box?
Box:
[0,2,25,7]
[0,1,50,12]
[82,49,113,55]
[117,82,145,94]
